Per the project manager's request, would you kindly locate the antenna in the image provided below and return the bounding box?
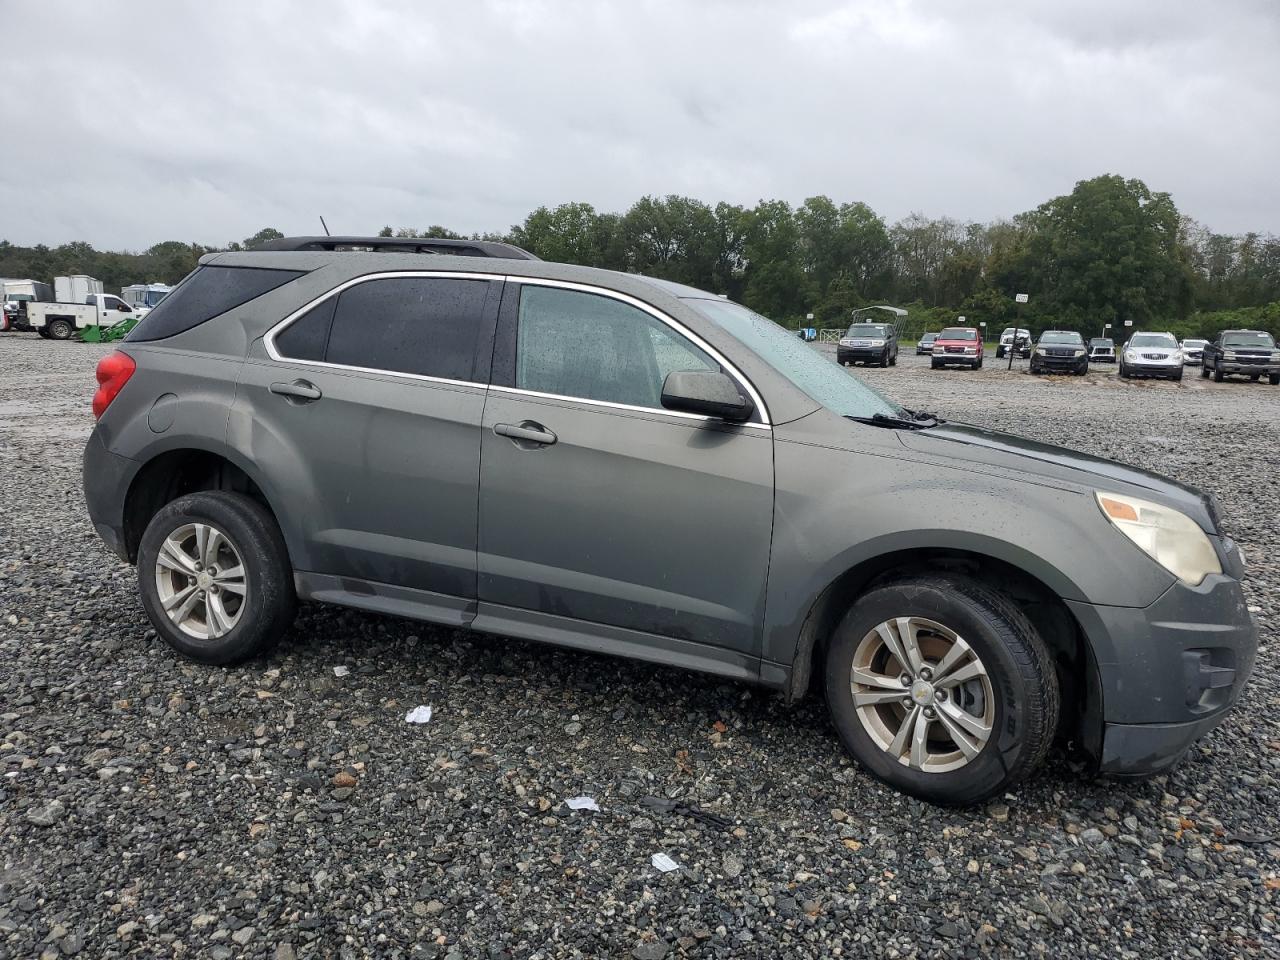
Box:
[319,216,331,237]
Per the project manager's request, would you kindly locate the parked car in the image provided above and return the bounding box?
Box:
[1180,338,1208,366]
[837,322,898,367]
[1119,332,1183,381]
[930,326,984,369]
[1087,337,1116,362]
[916,332,938,355]
[1029,330,1089,375]
[995,327,1031,359]
[1201,330,1280,385]
[83,235,1256,806]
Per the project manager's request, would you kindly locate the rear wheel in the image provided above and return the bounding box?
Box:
[47,319,73,340]
[137,491,296,665]
[825,575,1059,805]
[1214,365,1224,382]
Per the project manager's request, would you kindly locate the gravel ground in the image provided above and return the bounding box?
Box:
[2,333,1278,959]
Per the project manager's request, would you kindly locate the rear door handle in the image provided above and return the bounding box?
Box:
[494,422,557,446]
[270,379,322,402]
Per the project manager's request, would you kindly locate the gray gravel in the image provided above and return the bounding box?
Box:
[2,333,1278,958]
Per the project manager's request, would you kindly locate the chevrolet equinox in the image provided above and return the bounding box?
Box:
[82,236,1257,805]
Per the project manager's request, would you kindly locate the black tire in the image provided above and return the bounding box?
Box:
[976,357,983,369]
[889,352,897,367]
[1119,363,1129,379]
[1173,370,1183,382]
[37,329,51,339]
[930,360,940,370]
[1213,364,1224,383]
[824,574,1059,805]
[996,347,1005,359]
[1270,373,1280,386]
[1249,373,1259,382]
[1201,364,1210,379]
[47,318,73,340]
[137,491,296,665]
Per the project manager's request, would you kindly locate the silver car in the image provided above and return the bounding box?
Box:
[1181,338,1207,365]
[1119,332,1183,381]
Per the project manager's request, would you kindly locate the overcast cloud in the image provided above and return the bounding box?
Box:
[1,0,1276,250]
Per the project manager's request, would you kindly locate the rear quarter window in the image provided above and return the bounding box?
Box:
[125,266,305,342]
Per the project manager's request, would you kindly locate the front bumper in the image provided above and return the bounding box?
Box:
[1032,355,1088,373]
[1126,361,1181,378]
[1217,361,1280,375]
[1066,542,1257,777]
[932,352,980,366]
[838,347,888,363]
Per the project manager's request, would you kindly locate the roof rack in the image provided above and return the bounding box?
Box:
[257,236,540,261]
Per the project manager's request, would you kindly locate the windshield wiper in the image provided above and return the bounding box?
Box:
[846,410,940,430]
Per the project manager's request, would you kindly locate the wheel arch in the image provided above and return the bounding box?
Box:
[121,445,291,565]
[783,544,1102,755]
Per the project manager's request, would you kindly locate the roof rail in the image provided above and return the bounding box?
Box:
[257,236,541,261]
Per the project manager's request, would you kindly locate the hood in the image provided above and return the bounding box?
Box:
[897,422,1217,532]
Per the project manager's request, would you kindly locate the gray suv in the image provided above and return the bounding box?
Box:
[83,236,1257,805]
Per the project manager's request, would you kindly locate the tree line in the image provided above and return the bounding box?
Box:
[3,176,1278,340]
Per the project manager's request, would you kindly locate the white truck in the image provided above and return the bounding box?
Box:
[24,288,140,340]
[1,278,53,331]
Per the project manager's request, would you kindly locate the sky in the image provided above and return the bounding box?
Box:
[1,0,1276,250]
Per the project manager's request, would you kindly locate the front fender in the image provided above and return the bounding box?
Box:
[762,433,1176,665]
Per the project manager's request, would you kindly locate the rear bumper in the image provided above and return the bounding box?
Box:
[1066,550,1257,777]
[83,429,138,562]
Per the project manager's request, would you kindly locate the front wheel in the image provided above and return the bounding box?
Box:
[137,491,296,665]
[824,575,1059,805]
[47,319,73,340]
[1270,373,1280,386]
[1214,365,1224,383]
[930,360,940,370]
[1201,364,1210,379]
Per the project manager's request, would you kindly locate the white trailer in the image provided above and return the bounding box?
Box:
[121,282,173,315]
[54,275,104,304]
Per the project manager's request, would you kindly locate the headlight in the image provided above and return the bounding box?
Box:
[840,339,853,346]
[933,346,945,355]
[1223,351,1237,359]
[1073,349,1085,357]
[1171,351,1182,362]
[1124,350,1137,361]
[867,339,885,347]
[1034,347,1045,356]
[1096,493,1221,585]
[963,347,977,354]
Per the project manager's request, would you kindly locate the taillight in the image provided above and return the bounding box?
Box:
[93,350,136,419]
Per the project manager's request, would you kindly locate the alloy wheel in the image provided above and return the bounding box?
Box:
[850,616,995,773]
[154,522,248,639]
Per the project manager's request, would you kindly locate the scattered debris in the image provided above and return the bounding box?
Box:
[404,705,433,724]
[640,795,733,831]
[333,666,350,677]
[650,853,680,873]
[565,796,600,812]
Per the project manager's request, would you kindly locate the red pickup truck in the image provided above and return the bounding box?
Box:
[930,326,984,370]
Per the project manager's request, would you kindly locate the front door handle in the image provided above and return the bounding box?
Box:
[270,379,322,402]
[494,421,557,446]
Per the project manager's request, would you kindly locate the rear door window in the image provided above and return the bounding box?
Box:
[126,266,305,341]
[322,277,493,381]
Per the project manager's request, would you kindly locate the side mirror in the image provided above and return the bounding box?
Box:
[661,370,753,422]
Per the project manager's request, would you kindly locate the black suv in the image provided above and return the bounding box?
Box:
[1201,329,1280,385]
[1029,330,1089,375]
[81,236,1256,805]
[837,322,898,367]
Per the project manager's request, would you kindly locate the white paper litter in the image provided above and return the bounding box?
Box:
[565,796,600,812]
[333,666,350,677]
[404,705,433,724]
[651,853,680,873]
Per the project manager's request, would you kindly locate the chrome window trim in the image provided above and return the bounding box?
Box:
[262,270,771,427]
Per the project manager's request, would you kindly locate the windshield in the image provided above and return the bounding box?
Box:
[1222,332,1276,348]
[684,298,901,419]
[1181,339,1207,347]
[1039,332,1082,345]
[1130,333,1177,348]
[1089,338,1112,347]
[939,328,977,341]
[846,324,889,338]
[919,333,936,342]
